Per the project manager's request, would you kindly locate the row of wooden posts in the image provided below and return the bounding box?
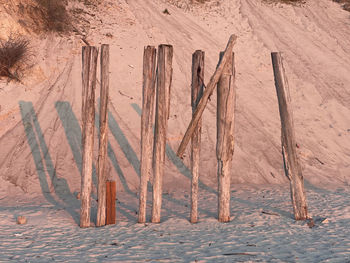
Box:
[79,35,308,228]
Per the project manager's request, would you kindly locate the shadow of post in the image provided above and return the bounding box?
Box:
[131,103,217,195]
[19,101,80,224]
[55,101,97,187]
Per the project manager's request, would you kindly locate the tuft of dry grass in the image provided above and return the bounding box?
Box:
[17,0,71,33]
[0,36,30,81]
[36,0,71,32]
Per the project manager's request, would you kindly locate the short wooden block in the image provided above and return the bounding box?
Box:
[106,181,116,225]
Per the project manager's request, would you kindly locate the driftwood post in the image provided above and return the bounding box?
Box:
[151,44,173,223]
[217,52,235,222]
[80,46,98,228]
[106,181,116,225]
[190,50,205,223]
[96,44,110,227]
[271,52,308,220]
[177,35,237,158]
[138,46,157,223]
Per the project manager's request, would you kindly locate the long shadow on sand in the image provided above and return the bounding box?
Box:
[19,101,80,224]
[56,101,216,221]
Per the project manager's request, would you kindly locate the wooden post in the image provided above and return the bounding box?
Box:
[96,44,110,227]
[138,46,157,223]
[190,50,204,223]
[80,46,98,228]
[177,35,237,158]
[151,44,173,223]
[271,52,308,220]
[106,180,116,225]
[217,52,235,223]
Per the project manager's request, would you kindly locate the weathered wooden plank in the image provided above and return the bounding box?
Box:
[190,50,205,224]
[271,52,308,220]
[151,44,173,223]
[106,181,116,225]
[217,52,235,223]
[177,35,237,158]
[80,46,98,228]
[138,46,157,223]
[96,44,110,227]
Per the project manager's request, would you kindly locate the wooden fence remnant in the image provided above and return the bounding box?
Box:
[216,52,236,222]
[190,50,205,223]
[151,44,173,223]
[96,44,110,227]
[271,52,308,220]
[176,34,237,158]
[80,46,98,228]
[106,180,116,225]
[138,46,157,223]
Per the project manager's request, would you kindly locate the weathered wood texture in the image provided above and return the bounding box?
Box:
[151,45,173,223]
[138,46,157,223]
[271,52,308,220]
[190,50,205,223]
[80,46,98,228]
[96,44,110,227]
[177,35,237,158]
[106,181,116,225]
[217,52,235,223]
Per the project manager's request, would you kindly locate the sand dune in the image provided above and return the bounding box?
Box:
[0,0,349,260]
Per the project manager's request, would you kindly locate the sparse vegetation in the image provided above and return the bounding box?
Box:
[0,36,30,81]
[36,0,71,32]
[17,0,71,33]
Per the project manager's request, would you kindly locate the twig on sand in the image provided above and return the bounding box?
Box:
[118,90,133,100]
[261,210,280,216]
[223,252,257,256]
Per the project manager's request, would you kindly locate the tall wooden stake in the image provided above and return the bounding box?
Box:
[271,52,308,220]
[217,52,235,223]
[151,45,173,223]
[96,44,110,227]
[106,181,116,225]
[177,35,237,158]
[190,50,204,223]
[80,46,98,228]
[138,46,157,223]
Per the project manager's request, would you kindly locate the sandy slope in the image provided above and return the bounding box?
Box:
[1,0,349,195]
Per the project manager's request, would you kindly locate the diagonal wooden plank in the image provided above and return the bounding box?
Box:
[176,35,237,158]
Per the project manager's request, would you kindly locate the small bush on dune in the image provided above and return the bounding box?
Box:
[36,0,71,32]
[17,0,71,33]
[0,36,30,81]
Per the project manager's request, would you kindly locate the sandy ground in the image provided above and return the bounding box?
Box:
[0,0,350,261]
[1,185,350,262]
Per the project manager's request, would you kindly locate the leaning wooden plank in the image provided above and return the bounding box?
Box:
[271,52,308,220]
[80,46,98,228]
[190,50,205,224]
[177,34,237,158]
[96,44,110,227]
[217,52,235,223]
[138,46,157,223]
[151,44,173,223]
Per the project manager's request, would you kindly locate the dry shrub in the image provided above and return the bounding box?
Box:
[0,36,30,81]
[17,0,71,33]
[36,0,71,32]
